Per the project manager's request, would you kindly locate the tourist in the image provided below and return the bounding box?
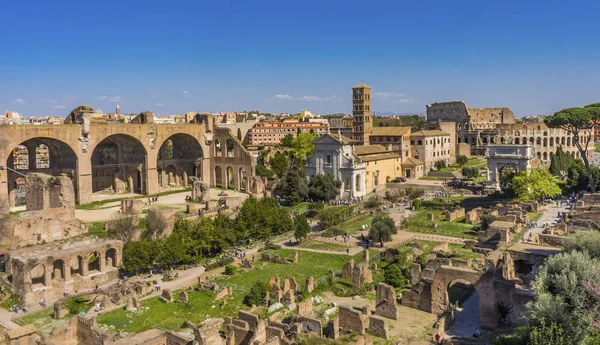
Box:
[13,304,18,313]
[473,329,481,338]
[22,304,27,312]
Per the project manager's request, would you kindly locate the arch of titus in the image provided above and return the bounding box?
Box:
[486,144,536,189]
[0,106,263,211]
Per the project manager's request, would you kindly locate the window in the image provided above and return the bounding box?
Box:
[326,155,331,165]
[418,140,422,145]
[411,140,415,145]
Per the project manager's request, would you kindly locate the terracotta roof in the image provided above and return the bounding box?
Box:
[353,145,389,156]
[352,83,371,89]
[320,133,357,145]
[5,324,37,339]
[358,152,401,162]
[402,157,424,166]
[410,130,450,137]
[371,126,411,136]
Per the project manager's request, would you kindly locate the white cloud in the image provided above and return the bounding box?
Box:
[372,92,406,99]
[93,96,108,101]
[182,90,190,97]
[273,94,294,100]
[53,105,65,109]
[272,94,339,102]
[155,103,164,107]
[109,96,121,102]
[302,96,320,102]
[391,98,415,104]
[12,98,26,104]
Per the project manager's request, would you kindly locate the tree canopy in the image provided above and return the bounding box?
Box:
[369,213,397,246]
[273,168,309,204]
[545,103,600,192]
[308,173,342,202]
[549,146,575,176]
[281,134,294,147]
[269,152,289,178]
[294,214,310,242]
[511,168,562,202]
[290,132,316,166]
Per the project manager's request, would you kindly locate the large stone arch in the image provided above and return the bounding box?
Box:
[91,134,147,195]
[156,133,204,188]
[6,137,79,207]
[431,266,497,329]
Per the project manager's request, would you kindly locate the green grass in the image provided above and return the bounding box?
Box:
[15,296,94,334]
[298,240,351,252]
[88,221,109,238]
[340,212,375,235]
[97,249,360,334]
[75,188,190,210]
[285,202,312,215]
[405,210,478,239]
[596,144,600,153]
[439,158,487,172]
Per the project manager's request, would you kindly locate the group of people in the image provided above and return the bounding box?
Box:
[145,195,160,205]
[327,196,363,206]
[13,304,27,313]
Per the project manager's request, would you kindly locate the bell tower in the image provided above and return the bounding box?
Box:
[352,83,372,145]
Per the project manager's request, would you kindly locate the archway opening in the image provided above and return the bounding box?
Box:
[444,280,479,338]
[88,252,101,273]
[239,168,247,192]
[52,259,65,281]
[344,177,351,191]
[7,138,78,207]
[31,263,46,288]
[226,139,234,157]
[215,166,223,187]
[106,248,117,268]
[514,259,533,276]
[70,256,84,277]
[355,175,361,192]
[226,166,235,189]
[157,134,204,189]
[215,140,222,157]
[91,134,146,195]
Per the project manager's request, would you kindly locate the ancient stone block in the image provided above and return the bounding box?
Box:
[160,289,174,303]
[53,301,68,319]
[325,318,339,339]
[283,289,295,305]
[194,318,224,345]
[306,276,316,293]
[410,263,422,286]
[178,290,189,303]
[352,264,373,291]
[427,213,435,221]
[238,311,259,331]
[363,250,369,264]
[120,198,142,215]
[296,299,313,317]
[375,283,398,320]
[215,286,232,300]
[292,251,299,263]
[283,278,291,293]
[298,316,322,336]
[342,259,355,279]
[367,316,389,339]
[262,253,271,262]
[339,306,365,334]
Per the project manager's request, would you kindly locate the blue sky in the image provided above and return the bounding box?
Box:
[1,0,599,117]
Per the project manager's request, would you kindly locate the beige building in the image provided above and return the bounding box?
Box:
[410,130,451,171]
[369,126,412,160]
[354,145,402,191]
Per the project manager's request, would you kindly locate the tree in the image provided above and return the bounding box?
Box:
[237,128,242,141]
[308,174,342,202]
[281,134,294,147]
[434,160,447,170]
[256,164,275,180]
[461,166,479,178]
[269,152,289,178]
[384,263,409,288]
[526,251,600,344]
[529,320,568,345]
[294,214,310,242]
[236,196,293,242]
[369,213,397,247]
[273,169,309,204]
[244,281,270,306]
[144,209,168,240]
[456,155,468,166]
[545,103,600,192]
[290,132,316,166]
[511,168,562,202]
[109,214,138,243]
[123,239,157,272]
[549,146,574,176]
[563,231,600,259]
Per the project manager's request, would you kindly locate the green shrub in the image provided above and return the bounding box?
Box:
[421,200,455,208]
[205,257,234,271]
[65,296,92,315]
[364,195,382,208]
[412,199,422,210]
[457,155,468,166]
[384,263,409,288]
[244,281,270,306]
[435,160,447,170]
[224,265,238,275]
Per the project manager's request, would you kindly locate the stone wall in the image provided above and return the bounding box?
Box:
[445,207,465,222]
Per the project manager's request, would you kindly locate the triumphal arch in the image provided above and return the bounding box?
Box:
[486,144,536,189]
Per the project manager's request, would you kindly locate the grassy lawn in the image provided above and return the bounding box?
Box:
[406,210,478,239]
[15,296,94,334]
[340,212,375,235]
[97,249,360,334]
[439,158,487,172]
[88,221,109,238]
[298,240,351,252]
[285,202,312,215]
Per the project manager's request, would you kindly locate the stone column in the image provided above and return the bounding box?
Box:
[44,267,52,287]
[64,261,71,282]
[77,155,93,204]
[81,258,89,277]
[99,254,105,272]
